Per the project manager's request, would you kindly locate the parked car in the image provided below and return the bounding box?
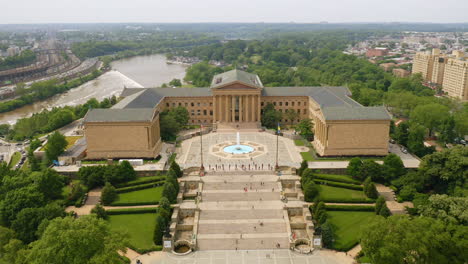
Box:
[401,148,408,154]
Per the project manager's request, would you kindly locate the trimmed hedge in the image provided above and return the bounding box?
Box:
[335,241,360,252]
[319,197,375,203]
[314,174,361,185]
[314,180,363,191]
[325,205,375,211]
[116,176,166,188]
[116,181,165,193]
[129,245,163,254]
[110,201,160,206]
[106,207,159,215]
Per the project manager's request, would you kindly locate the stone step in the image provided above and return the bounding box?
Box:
[202,175,278,182]
[197,233,289,250]
[198,200,285,210]
[198,222,287,234]
[199,209,284,220]
[202,192,280,202]
[203,182,278,190]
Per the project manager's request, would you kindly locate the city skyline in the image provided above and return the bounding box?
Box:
[2,0,468,24]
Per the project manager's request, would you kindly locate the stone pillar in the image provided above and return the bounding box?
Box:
[225,95,229,122]
[231,96,235,123]
[239,95,243,122]
[213,95,217,123]
[257,95,261,122]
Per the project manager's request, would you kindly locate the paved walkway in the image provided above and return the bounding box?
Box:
[131,249,354,264]
[65,188,101,216]
[376,184,413,214]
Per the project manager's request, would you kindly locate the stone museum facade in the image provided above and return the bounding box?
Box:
[84,69,391,159]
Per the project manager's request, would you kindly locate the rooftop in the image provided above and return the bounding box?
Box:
[211,69,263,89]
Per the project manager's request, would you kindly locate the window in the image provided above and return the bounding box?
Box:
[185,103,188,107]
[273,102,277,106]
[197,110,201,116]
[285,102,288,106]
[178,103,181,106]
[298,102,301,106]
[210,110,213,116]
[203,110,207,115]
[297,109,300,114]
[210,103,213,106]
[292,102,295,106]
[197,103,200,107]
[191,110,195,115]
[303,109,306,114]
[279,102,283,106]
[261,102,264,106]
[166,103,169,107]
[172,103,176,107]
[191,103,194,107]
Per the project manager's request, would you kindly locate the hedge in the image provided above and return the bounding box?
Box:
[110,201,160,206]
[129,245,163,254]
[116,176,167,188]
[314,180,363,191]
[334,241,360,252]
[314,174,361,185]
[319,197,375,203]
[325,205,375,211]
[106,207,159,215]
[116,181,165,193]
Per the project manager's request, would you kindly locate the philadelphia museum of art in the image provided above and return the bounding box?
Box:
[84,69,391,159]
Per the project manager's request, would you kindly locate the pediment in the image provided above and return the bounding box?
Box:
[212,80,262,90]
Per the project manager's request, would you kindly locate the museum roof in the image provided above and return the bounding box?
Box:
[211,69,263,89]
[84,108,156,123]
[321,106,391,121]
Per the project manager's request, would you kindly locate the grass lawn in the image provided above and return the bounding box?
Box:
[8,152,21,168]
[315,174,361,184]
[123,175,165,185]
[108,213,157,249]
[300,152,314,161]
[41,136,82,151]
[61,180,81,198]
[294,139,305,146]
[318,185,367,200]
[327,211,376,251]
[114,186,163,204]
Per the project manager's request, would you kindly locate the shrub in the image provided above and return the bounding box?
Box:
[304,181,319,202]
[162,181,177,203]
[297,160,308,176]
[321,221,334,248]
[399,185,417,201]
[347,157,362,180]
[375,196,386,214]
[115,181,165,193]
[365,183,378,199]
[110,201,160,206]
[379,204,391,217]
[115,176,166,188]
[363,177,371,192]
[166,174,179,194]
[118,160,137,182]
[319,197,375,203]
[159,197,171,212]
[325,205,375,211]
[360,160,383,182]
[101,182,117,205]
[301,168,315,186]
[66,182,86,206]
[169,161,183,178]
[314,174,361,185]
[129,246,163,255]
[313,180,363,191]
[91,204,107,219]
[106,208,158,215]
[153,214,166,245]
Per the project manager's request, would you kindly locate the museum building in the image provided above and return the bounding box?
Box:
[84,69,391,159]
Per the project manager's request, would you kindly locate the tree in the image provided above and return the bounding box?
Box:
[439,115,456,144]
[361,215,468,264]
[284,109,299,126]
[303,181,319,202]
[410,103,449,137]
[418,195,468,225]
[363,176,372,194]
[162,181,177,203]
[295,118,314,140]
[407,123,428,156]
[153,214,166,245]
[117,160,136,182]
[347,157,362,180]
[0,186,46,227]
[395,122,409,146]
[100,182,117,206]
[375,196,385,215]
[382,154,405,182]
[360,160,383,182]
[261,103,282,129]
[365,182,378,199]
[320,221,334,248]
[379,203,391,217]
[169,161,183,178]
[297,160,308,176]
[166,172,179,194]
[0,226,25,264]
[45,131,67,163]
[168,78,182,87]
[301,168,315,187]
[25,216,127,264]
[31,169,65,200]
[159,197,171,212]
[91,204,108,220]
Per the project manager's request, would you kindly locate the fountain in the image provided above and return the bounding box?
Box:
[223,132,254,154]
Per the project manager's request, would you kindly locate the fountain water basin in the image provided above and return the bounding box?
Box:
[223,132,254,154]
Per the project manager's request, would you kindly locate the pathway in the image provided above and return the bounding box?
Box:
[375,184,413,215]
[65,188,101,216]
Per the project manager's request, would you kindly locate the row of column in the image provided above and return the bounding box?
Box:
[213,95,260,123]
[315,119,327,146]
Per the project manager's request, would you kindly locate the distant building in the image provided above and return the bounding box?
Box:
[6,46,20,57]
[380,63,396,72]
[393,68,411,78]
[366,48,389,58]
[413,49,468,100]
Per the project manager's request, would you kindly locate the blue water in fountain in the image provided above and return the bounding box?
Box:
[223,145,254,154]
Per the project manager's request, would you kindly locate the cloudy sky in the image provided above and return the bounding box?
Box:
[2,0,467,24]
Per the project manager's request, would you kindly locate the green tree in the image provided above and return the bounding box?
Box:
[417,195,468,225]
[361,216,468,264]
[169,161,183,178]
[261,103,282,129]
[295,118,314,140]
[162,181,177,203]
[117,160,136,182]
[347,157,362,180]
[382,153,405,182]
[297,159,308,176]
[410,103,449,137]
[31,169,65,200]
[168,78,182,87]
[439,115,456,144]
[25,216,127,264]
[360,160,382,182]
[91,204,108,220]
[153,214,166,245]
[365,182,378,199]
[407,122,429,157]
[100,182,117,206]
[303,181,319,202]
[375,196,385,215]
[45,131,67,163]
[379,203,391,217]
[284,109,299,126]
[0,186,46,227]
[395,122,409,146]
[320,221,334,249]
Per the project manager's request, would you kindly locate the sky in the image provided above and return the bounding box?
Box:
[1,0,468,24]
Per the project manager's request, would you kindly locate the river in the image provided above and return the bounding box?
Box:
[0,54,187,125]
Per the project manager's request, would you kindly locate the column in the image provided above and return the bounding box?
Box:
[225,95,229,122]
[239,96,243,122]
[213,96,217,123]
[231,96,235,123]
[256,95,261,122]
[250,95,254,122]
